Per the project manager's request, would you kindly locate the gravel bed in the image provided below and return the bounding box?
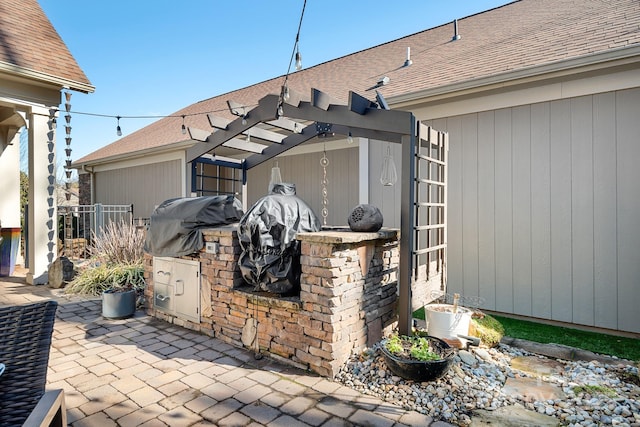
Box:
[334,342,640,426]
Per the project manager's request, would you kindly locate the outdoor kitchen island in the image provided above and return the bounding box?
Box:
[144,225,400,378]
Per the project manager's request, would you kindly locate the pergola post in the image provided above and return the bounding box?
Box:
[398,121,416,336]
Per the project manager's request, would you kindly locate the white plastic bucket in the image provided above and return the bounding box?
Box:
[425,304,472,342]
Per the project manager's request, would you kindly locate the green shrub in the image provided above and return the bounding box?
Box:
[65,218,146,296]
[470,313,505,347]
[89,219,145,265]
[65,262,145,296]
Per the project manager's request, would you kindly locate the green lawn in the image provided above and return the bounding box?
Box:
[492,315,640,361]
[413,308,640,361]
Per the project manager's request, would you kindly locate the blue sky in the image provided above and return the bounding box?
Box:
[39,0,512,167]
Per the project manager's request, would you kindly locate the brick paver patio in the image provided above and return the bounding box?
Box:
[0,270,452,426]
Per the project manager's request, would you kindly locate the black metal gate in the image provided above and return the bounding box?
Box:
[58,204,133,259]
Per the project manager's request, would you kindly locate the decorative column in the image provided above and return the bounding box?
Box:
[0,127,21,228]
[26,107,57,284]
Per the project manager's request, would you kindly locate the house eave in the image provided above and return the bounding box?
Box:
[0,62,95,94]
[388,44,640,107]
[72,140,195,170]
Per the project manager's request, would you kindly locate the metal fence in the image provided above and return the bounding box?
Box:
[58,204,134,259]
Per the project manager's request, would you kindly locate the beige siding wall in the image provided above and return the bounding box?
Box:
[245,147,359,227]
[95,160,182,219]
[368,140,403,228]
[426,87,640,333]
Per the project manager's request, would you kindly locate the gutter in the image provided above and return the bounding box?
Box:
[387,44,640,107]
[0,62,95,94]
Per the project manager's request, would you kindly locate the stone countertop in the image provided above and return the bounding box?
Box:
[296,227,399,244]
[200,225,400,244]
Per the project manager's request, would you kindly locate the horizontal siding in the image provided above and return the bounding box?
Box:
[95,160,182,219]
[426,87,640,333]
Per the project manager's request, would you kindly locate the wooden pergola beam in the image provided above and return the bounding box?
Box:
[265,117,303,133]
[311,88,340,111]
[227,100,248,117]
[188,126,267,153]
[348,91,377,115]
[244,123,317,169]
[278,98,413,136]
[188,127,211,142]
[186,95,279,163]
[330,124,403,144]
[207,115,285,144]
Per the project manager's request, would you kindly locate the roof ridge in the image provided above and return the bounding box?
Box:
[75,0,640,165]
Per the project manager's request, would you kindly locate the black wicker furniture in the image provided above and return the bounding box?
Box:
[0,300,64,427]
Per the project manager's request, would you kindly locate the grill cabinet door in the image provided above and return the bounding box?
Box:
[153,257,200,322]
[172,259,200,323]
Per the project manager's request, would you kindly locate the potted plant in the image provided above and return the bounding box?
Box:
[380,334,455,381]
[65,219,146,319]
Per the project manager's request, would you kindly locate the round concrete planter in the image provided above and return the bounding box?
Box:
[102,289,136,319]
[425,303,472,343]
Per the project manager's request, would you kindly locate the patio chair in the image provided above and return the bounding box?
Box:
[0,300,66,427]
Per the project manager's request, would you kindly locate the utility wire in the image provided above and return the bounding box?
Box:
[63,104,258,121]
[58,2,308,126]
[279,0,308,112]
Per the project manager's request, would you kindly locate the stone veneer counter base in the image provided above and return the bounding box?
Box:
[145,225,400,378]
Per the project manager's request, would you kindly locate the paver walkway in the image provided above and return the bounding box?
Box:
[0,270,453,426]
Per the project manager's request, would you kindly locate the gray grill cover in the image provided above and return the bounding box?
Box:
[238,184,321,294]
[144,195,244,257]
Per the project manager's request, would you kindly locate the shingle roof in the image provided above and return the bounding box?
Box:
[77,0,640,165]
[0,0,92,91]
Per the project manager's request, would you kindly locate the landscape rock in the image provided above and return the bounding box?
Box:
[510,356,564,377]
[335,341,640,426]
[48,256,75,288]
[474,348,492,362]
[458,350,477,366]
[502,376,565,401]
[470,404,559,427]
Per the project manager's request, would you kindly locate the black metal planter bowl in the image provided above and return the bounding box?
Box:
[102,289,136,319]
[380,336,455,382]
